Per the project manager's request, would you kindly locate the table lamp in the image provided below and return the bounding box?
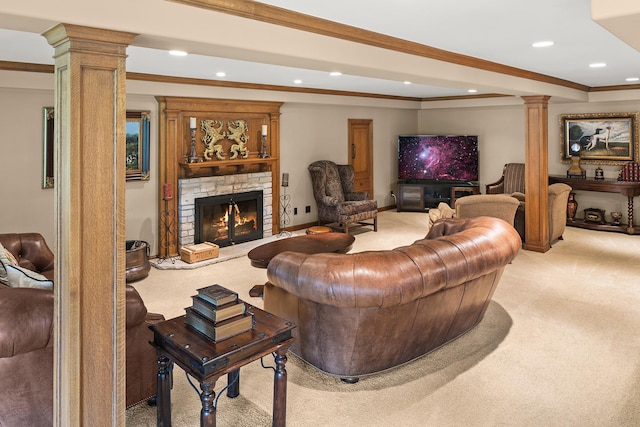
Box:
[567,141,586,178]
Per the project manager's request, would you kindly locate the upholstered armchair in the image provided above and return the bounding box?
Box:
[485,163,526,196]
[513,183,572,244]
[308,160,378,233]
[455,194,520,225]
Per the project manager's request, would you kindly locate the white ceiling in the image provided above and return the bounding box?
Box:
[1,0,640,99]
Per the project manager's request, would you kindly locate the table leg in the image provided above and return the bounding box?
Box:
[272,347,289,427]
[227,369,240,398]
[627,196,635,233]
[200,381,217,427]
[156,355,173,427]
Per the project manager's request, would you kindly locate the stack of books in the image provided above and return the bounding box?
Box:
[185,284,254,342]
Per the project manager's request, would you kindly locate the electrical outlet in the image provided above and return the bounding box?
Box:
[294,207,298,215]
[305,205,311,213]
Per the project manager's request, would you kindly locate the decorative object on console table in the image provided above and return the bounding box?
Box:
[611,211,623,225]
[187,116,200,163]
[619,162,640,181]
[566,192,578,222]
[595,167,605,180]
[567,141,586,178]
[584,208,606,224]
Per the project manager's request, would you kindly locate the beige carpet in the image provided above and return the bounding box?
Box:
[126,211,640,426]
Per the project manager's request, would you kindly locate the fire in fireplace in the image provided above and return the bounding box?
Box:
[195,191,263,247]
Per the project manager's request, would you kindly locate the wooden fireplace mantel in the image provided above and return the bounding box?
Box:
[157,96,283,257]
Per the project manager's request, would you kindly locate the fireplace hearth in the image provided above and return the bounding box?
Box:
[195,191,263,247]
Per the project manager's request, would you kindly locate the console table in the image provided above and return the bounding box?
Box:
[397,181,479,212]
[549,175,640,235]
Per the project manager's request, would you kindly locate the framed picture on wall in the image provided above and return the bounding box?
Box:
[42,108,151,188]
[559,112,639,165]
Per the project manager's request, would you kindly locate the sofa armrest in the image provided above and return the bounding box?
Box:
[126,285,148,329]
[0,288,54,357]
[485,179,505,194]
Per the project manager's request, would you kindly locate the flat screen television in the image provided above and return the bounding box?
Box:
[398,135,479,182]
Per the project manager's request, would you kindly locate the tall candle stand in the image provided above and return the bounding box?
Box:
[158,199,176,264]
[278,185,292,237]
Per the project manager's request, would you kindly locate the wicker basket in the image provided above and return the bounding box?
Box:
[180,242,219,263]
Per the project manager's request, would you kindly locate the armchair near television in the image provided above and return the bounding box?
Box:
[485,164,571,244]
[308,160,378,233]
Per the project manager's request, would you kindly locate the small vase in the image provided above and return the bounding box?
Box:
[566,193,578,221]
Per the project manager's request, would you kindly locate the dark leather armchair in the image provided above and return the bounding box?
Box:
[308,160,378,233]
[0,232,163,426]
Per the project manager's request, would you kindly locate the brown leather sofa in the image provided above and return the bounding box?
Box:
[264,217,521,382]
[0,233,163,426]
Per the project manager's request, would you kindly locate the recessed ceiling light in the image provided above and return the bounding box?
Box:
[626,77,640,82]
[169,50,188,57]
[468,89,478,93]
[404,81,412,85]
[216,72,226,77]
[329,71,342,77]
[532,41,554,48]
[589,62,607,68]
[294,79,302,84]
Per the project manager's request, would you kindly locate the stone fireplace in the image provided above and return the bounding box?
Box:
[178,172,273,248]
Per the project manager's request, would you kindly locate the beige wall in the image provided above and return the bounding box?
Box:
[0,71,418,255]
[419,99,640,223]
[3,70,640,254]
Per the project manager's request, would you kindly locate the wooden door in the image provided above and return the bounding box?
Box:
[348,119,373,197]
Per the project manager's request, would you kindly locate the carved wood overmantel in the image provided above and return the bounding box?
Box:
[156,97,282,257]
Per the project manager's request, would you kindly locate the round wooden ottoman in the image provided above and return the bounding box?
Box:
[306,225,333,235]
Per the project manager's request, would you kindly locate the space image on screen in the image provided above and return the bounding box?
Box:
[398,135,479,182]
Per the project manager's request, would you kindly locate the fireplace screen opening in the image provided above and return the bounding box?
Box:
[195,191,263,247]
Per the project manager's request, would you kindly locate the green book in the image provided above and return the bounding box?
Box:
[196,284,238,306]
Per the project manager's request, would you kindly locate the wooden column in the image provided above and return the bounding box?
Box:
[522,95,551,253]
[43,24,136,426]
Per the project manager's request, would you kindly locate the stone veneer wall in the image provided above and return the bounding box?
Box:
[178,172,273,247]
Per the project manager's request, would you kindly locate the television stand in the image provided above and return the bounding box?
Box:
[397,181,479,212]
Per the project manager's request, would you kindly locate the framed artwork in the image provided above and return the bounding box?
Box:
[42,108,151,188]
[560,112,639,165]
[125,111,151,181]
[42,107,55,188]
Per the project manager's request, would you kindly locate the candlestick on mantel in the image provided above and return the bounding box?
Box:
[190,117,196,129]
[258,124,269,158]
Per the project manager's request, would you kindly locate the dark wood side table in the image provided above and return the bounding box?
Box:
[150,305,296,427]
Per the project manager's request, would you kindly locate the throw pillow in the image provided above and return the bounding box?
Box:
[0,242,19,285]
[5,264,54,290]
